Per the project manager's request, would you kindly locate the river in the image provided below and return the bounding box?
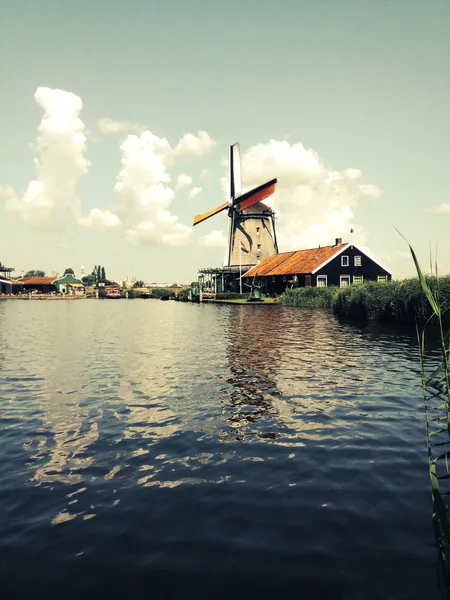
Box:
[0,300,439,599]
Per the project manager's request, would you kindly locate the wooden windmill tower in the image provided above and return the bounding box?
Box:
[193,143,279,270]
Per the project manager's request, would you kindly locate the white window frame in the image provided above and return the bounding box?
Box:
[353,275,364,284]
[354,255,362,267]
[316,275,327,288]
[341,255,349,267]
[340,275,351,288]
[377,275,387,283]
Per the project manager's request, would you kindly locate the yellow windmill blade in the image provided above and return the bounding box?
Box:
[193,202,228,226]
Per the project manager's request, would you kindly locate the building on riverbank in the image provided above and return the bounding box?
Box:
[243,238,392,295]
[16,273,85,295]
[0,263,16,295]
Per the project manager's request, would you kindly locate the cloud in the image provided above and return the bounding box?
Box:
[234,139,380,250]
[188,186,202,200]
[174,131,216,158]
[0,185,16,200]
[78,208,122,232]
[7,87,89,231]
[199,168,210,181]
[113,131,193,246]
[199,230,228,248]
[175,173,193,190]
[428,203,450,214]
[97,117,145,135]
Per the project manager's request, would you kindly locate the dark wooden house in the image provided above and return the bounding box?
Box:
[243,238,392,295]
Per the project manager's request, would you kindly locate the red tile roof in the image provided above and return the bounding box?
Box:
[17,277,56,285]
[245,243,349,277]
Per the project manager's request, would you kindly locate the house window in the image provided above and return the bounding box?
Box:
[341,255,349,267]
[340,275,351,287]
[317,275,327,288]
[256,227,260,236]
[272,277,276,282]
[354,256,362,267]
[283,276,287,282]
[378,275,387,283]
[257,244,261,253]
[353,275,363,284]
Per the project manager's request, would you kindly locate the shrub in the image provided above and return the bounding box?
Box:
[280,286,339,308]
[150,287,175,298]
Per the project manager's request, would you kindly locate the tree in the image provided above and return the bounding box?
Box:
[24,270,45,278]
[97,265,101,283]
[82,274,96,286]
[101,266,106,281]
[64,268,74,275]
[133,280,145,288]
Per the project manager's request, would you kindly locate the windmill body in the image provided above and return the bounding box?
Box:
[194,143,278,278]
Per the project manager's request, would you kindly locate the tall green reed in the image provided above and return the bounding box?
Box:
[401,233,450,597]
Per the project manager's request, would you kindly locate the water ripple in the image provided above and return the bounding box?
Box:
[0,300,439,598]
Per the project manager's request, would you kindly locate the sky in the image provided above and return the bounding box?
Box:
[1,0,449,283]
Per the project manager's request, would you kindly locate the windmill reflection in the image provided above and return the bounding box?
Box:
[221,306,284,442]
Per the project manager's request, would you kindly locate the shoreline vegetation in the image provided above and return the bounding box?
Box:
[280,277,450,325]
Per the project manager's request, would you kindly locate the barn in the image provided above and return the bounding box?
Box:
[243,238,392,295]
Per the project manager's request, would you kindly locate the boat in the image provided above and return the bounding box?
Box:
[106,289,121,299]
[160,295,170,301]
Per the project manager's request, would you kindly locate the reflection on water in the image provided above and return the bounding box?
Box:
[0,301,440,599]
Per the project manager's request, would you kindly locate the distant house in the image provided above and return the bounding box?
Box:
[52,273,85,294]
[16,274,85,294]
[16,277,58,294]
[244,238,392,295]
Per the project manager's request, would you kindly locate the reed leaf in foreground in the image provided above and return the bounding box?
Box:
[403,235,450,598]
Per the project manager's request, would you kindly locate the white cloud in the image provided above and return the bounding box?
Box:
[428,203,450,214]
[0,185,16,200]
[188,186,202,200]
[175,173,193,190]
[199,168,210,181]
[199,230,228,248]
[97,117,145,135]
[174,131,216,158]
[235,139,380,250]
[113,131,192,246]
[7,87,89,231]
[78,208,122,232]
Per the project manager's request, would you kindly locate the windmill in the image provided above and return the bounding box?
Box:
[193,143,279,270]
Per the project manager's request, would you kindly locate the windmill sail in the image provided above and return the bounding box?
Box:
[230,143,241,201]
[193,202,228,226]
[233,178,277,211]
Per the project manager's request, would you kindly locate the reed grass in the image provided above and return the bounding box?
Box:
[280,278,450,324]
[403,237,450,598]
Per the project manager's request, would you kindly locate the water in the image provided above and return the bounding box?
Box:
[0,300,439,599]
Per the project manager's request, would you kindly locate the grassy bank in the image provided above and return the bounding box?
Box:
[279,277,450,324]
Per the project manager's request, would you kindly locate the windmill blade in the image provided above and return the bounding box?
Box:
[230,143,242,200]
[234,178,277,211]
[193,202,228,226]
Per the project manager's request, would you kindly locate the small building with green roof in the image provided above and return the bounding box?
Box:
[52,273,85,294]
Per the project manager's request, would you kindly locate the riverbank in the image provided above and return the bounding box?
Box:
[203,298,278,305]
[0,294,90,300]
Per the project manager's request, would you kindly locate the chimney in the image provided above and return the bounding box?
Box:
[335,237,342,246]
